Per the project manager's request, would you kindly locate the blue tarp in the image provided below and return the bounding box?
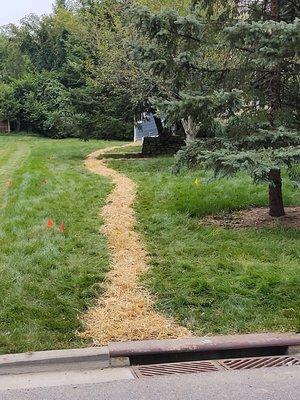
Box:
[134,113,159,141]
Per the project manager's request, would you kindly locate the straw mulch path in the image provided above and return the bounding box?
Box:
[80,144,191,345]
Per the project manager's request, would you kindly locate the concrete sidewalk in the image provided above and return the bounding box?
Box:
[1,366,299,400]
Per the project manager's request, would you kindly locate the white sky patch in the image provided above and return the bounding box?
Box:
[0,0,53,26]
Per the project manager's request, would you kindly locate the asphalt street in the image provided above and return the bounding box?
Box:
[1,366,299,400]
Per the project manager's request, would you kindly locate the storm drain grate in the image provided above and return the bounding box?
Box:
[220,356,300,370]
[131,356,300,378]
[132,360,222,378]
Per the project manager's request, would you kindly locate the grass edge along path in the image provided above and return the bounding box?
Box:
[80,144,191,345]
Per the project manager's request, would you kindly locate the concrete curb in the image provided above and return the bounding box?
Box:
[0,347,109,375]
[108,333,300,364]
[1,334,299,375]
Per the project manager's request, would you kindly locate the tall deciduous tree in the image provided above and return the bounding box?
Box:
[0,83,20,131]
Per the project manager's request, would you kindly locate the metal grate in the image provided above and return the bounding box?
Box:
[132,360,222,378]
[131,356,300,379]
[220,356,300,370]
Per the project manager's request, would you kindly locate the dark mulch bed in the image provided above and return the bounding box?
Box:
[201,206,300,229]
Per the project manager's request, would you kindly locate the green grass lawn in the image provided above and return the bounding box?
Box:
[109,156,300,335]
[105,144,142,154]
[1,135,299,355]
[0,134,126,354]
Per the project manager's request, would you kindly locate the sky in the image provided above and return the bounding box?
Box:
[0,0,53,26]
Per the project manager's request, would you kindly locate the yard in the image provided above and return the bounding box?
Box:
[0,134,125,354]
[108,155,300,335]
[0,134,299,355]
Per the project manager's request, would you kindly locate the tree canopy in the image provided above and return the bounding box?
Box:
[0,0,299,216]
[171,0,300,216]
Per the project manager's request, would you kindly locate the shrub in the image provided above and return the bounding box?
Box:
[226,115,257,139]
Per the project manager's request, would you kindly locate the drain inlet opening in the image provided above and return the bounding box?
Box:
[129,345,289,366]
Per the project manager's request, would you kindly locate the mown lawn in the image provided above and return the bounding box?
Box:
[109,156,300,335]
[0,134,126,354]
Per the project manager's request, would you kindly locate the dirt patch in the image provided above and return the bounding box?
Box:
[80,144,190,345]
[201,207,300,229]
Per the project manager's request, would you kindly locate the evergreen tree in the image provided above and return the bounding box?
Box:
[175,0,300,217]
[130,4,241,141]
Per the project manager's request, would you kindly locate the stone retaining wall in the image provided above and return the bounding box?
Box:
[142,136,185,156]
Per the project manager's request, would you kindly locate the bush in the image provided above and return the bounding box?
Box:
[173,140,205,173]
[198,119,225,138]
[226,115,257,138]
[7,74,133,140]
[72,86,134,141]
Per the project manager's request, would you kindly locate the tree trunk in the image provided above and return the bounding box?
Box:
[269,169,285,217]
[16,117,21,132]
[7,120,11,134]
[269,65,281,127]
[181,115,199,142]
[153,115,171,138]
[271,0,279,20]
[174,120,185,138]
[269,0,281,126]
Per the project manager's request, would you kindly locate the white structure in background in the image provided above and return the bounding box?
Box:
[134,112,159,142]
